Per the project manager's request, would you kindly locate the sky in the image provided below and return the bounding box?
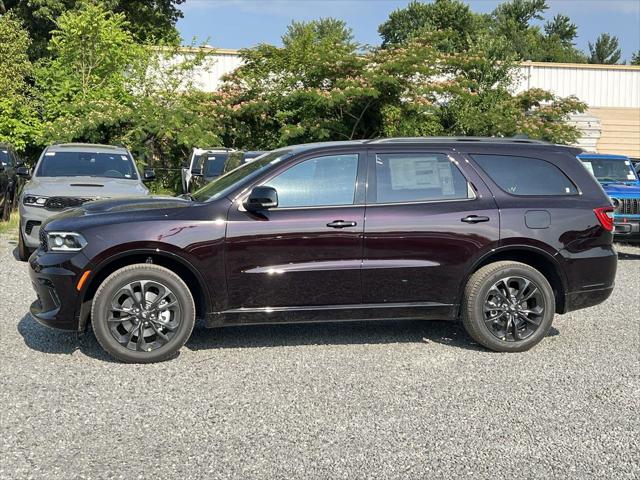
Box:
[177,0,640,62]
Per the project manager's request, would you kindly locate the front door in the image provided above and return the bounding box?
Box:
[362,149,499,317]
[225,152,366,312]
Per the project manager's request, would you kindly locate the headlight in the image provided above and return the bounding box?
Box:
[46,232,87,252]
[23,195,48,207]
[611,198,621,212]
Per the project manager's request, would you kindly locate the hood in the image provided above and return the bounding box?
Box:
[79,196,191,214]
[42,195,197,233]
[24,176,148,198]
[601,182,640,198]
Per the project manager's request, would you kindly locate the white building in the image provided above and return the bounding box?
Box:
[177,47,640,157]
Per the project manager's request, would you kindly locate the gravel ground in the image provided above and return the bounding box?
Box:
[0,236,638,480]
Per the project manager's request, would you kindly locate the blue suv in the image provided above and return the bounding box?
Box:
[579,153,640,240]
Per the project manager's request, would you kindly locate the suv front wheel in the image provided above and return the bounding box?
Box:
[462,261,555,352]
[92,264,195,363]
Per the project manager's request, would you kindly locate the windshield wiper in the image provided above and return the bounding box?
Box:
[179,193,195,201]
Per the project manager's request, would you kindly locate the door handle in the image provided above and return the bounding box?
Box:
[327,220,358,229]
[461,215,490,224]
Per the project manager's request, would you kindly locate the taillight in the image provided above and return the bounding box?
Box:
[594,206,615,232]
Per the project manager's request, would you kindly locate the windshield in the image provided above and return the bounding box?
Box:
[192,149,292,202]
[0,149,8,167]
[36,151,138,179]
[580,157,638,183]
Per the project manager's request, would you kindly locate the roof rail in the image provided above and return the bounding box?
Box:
[366,137,550,145]
[51,142,124,149]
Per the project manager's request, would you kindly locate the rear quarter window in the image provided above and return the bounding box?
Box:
[471,154,578,196]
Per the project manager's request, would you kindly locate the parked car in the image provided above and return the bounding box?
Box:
[18,143,154,261]
[0,143,21,222]
[181,148,237,193]
[28,137,616,363]
[578,153,640,240]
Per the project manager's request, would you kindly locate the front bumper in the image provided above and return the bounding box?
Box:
[19,204,57,249]
[29,249,90,331]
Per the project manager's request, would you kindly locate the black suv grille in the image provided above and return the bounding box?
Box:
[44,197,93,211]
[39,228,48,250]
[618,198,640,215]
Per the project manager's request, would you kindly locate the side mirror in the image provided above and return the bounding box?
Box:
[142,168,156,181]
[245,186,278,211]
[16,166,31,178]
[191,168,203,177]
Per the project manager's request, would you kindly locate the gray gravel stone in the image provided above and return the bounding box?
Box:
[0,236,638,479]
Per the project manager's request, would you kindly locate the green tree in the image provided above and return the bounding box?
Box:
[216,20,586,149]
[544,14,577,46]
[35,3,219,188]
[0,14,40,152]
[378,0,484,50]
[631,51,640,66]
[0,0,184,59]
[588,33,622,64]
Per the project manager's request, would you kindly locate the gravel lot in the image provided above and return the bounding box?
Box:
[1,236,638,480]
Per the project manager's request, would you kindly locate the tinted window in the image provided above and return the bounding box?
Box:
[374,153,470,203]
[36,151,138,179]
[202,153,230,177]
[0,149,9,167]
[265,154,359,208]
[472,154,578,196]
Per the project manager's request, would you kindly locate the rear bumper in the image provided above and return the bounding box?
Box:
[564,286,614,313]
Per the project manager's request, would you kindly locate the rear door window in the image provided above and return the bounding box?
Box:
[471,154,578,196]
[371,153,471,204]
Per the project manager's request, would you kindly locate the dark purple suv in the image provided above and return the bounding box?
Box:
[28,138,617,363]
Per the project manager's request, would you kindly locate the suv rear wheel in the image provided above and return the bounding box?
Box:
[462,261,555,352]
[91,264,195,363]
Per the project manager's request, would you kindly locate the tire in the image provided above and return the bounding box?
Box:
[1,186,10,222]
[461,261,555,352]
[18,228,31,262]
[91,264,195,363]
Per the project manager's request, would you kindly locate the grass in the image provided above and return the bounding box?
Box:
[0,213,20,239]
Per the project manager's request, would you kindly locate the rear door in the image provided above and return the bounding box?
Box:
[362,148,499,316]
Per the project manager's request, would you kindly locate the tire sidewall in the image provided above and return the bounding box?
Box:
[92,266,195,363]
[469,265,555,352]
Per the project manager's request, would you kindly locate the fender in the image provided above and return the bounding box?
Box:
[76,245,213,331]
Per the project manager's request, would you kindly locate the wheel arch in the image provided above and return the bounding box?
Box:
[461,246,568,315]
[78,249,211,331]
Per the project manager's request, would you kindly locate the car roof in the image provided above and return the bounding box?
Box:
[272,137,562,156]
[46,143,129,154]
[578,153,629,160]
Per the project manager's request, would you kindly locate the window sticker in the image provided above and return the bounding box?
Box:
[389,157,440,190]
[628,173,636,180]
[437,162,455,195]
[124,173,131,178]
[624,161,631,166]
[45,152,56,156]
[121,155,128,161]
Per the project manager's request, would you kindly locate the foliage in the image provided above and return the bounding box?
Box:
[0,14,41,152]
[0,0,184,59]
[379,0,586,63]
[588,33,622,64]
[631,51,640,66]
[216,22,586,149]
[34,3,220,186]
[378,0,484,51]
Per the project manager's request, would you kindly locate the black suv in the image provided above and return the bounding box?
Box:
[28,138,617,363]
[0,143,20,221]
